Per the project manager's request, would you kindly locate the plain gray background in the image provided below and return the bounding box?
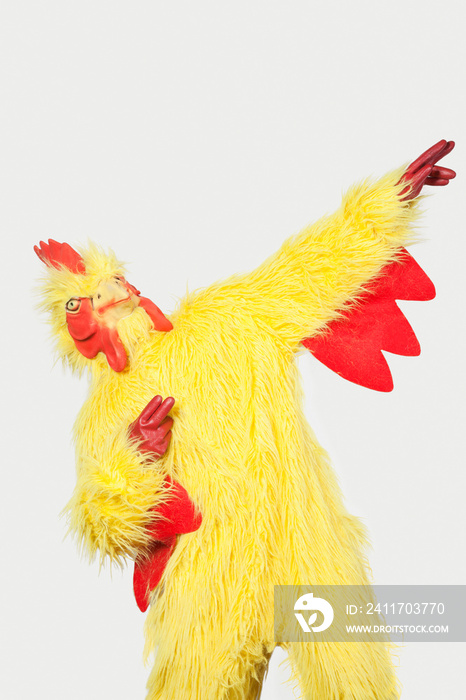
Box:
[1,2,464,698]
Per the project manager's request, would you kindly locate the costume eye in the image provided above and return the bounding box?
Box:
[66,298,82,313]
[114,276,125,285]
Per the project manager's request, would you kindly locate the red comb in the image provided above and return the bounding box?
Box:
[34,239,86,274]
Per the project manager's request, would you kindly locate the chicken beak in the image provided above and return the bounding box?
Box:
[93,280,139,326]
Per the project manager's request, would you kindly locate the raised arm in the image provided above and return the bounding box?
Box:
[198,141,454,355]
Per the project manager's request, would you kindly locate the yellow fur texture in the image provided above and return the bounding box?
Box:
[38,169,419,699]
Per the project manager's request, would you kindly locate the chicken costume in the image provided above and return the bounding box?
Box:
[35,141,455,700]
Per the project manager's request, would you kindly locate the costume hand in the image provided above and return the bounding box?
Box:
[398,139,455,201]
[129,395,175,457]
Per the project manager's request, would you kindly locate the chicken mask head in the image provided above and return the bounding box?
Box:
[34,239,172,372]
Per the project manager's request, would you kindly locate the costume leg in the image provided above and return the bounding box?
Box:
[284,640,400,700]
[145,642,271,700]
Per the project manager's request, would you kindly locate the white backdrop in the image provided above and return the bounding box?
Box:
[1,2,464,699]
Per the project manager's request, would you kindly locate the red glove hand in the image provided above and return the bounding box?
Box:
[398,139,455,201]
[129,395,175,457]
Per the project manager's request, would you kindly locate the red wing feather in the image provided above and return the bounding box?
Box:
[302,249,435,392]
[133,478,202,612]
[133,539,177,612]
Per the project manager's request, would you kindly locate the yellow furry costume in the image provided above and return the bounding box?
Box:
[35,143,454,700]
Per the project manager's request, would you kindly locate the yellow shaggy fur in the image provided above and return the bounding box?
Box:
[38,169,419,699]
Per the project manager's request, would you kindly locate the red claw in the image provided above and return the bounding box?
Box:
[129,396,176,458]
[399,139,456,201]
